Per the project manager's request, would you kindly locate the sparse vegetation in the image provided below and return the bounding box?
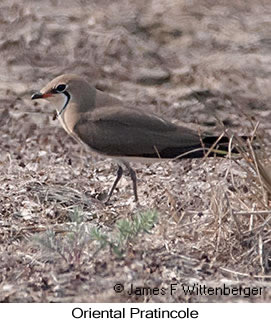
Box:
[91,210,158,257]
[32,208,92,267]
[32,209,158,264]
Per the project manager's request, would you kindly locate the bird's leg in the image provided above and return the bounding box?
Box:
[123,162,138,202]
[105,165,123,203]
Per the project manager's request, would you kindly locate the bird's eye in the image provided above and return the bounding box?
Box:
[55,84,66,92]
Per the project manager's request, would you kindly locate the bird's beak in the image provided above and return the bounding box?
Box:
[31,92,53,100]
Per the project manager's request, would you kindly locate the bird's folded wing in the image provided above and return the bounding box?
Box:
[73,106,201,157]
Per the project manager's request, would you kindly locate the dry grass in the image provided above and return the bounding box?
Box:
[1,0,271,302]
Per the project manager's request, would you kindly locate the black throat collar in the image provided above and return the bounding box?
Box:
[57,91,71,118]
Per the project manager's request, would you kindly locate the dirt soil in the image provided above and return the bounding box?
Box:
[1,0,271,302]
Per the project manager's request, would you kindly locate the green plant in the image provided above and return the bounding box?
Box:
[91,210,158,257]
[32,209,159,264]
[32,208,91,266]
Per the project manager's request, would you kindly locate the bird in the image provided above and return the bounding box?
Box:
[31,74,242,203]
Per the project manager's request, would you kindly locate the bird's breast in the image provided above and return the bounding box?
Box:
[58,112,73,135]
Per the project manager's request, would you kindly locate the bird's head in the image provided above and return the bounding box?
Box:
[31,74,94,116]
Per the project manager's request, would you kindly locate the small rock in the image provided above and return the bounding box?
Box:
[135,68,170,85]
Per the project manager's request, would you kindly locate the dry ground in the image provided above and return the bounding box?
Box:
[1,0,271,302]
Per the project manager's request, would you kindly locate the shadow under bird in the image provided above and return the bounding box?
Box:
[31,74,241,203]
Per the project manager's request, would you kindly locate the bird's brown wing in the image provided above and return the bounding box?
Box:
[73,106,202,158]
